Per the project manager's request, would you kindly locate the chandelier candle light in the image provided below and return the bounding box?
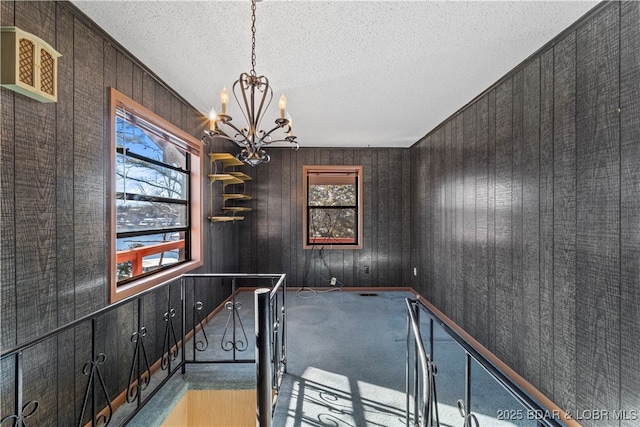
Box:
[205,0,298,166]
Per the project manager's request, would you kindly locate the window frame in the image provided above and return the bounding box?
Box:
[109,87,203,303]
[302,165,363,250]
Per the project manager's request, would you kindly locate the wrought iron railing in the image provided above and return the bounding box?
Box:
[405,298,439,427]
[0,273,287,427]
[254,275,287,427]
[405,297,568,427]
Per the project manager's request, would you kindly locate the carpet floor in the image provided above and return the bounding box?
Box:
[128,288,539,426]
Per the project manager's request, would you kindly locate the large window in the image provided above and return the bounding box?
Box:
[303,165,363,249]
[110,88,203,302]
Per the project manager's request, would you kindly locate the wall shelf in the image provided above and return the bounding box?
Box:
[222,194,252,201]
[221,207,252,212]
[208,153,251,222]
[208,216,244,222]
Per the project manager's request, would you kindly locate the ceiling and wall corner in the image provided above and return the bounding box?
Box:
[71,0,600,148]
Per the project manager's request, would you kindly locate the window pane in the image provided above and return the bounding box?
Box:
[116,153,187,200]
[116,199,188,233]
[116,232,186,283]
[308,184,356,207]
[116,116,186,169]
[309,208,356,243]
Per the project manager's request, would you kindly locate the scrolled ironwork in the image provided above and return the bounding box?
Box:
[193,301,209,352]
[221,300,248,352]
[126,327,152,404]
[0,400,39,427]
[161,309,179,370]
[457,400,480,427]
[78,353,112,427]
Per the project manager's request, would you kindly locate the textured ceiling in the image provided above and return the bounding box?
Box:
[72,0,599,148]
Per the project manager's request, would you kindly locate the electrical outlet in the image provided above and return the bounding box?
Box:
[364,266,370,274]
[330,277,337,286]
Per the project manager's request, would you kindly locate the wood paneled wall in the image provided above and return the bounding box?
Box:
[1,1,239,424]
[410,2,640,423]
[238,148,412,288]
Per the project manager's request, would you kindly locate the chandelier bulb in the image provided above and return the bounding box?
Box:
[279,93,287,118]
[220,87,229,115]
[208,109,217,131]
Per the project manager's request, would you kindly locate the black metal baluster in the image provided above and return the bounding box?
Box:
[0,351,39,427]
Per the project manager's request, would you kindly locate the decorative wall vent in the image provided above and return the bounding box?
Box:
[1,26,61,102]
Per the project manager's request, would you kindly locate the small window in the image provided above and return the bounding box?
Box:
[110,88,203,302]
[303,165,363,249]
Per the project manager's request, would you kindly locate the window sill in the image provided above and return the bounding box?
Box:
[110,258,203,303]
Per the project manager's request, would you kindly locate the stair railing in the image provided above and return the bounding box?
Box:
[255,273,287,427]
[405,298,440,427]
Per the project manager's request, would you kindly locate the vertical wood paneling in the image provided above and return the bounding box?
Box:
[74,322,93,427]
[241,147,411,289]
[494,78,514,365]
[281,149,292,283]
[511,70,525,372]
[255,151,269,275]
[24,339,57,427]
[522,58,541,386]
[620,1,640,423]
[441,124,450,309]
[552,31,577,412]
[358,149,373,287]
[142,72,156,111]
[132,65,144,104]
[433,127,445,307]
[116,51,134,97]
[486,89,497,352]
[0,0,15,353]
[300,149,316,286]
[462,105,476,335]
[56,5,76,423]
[474,97,489,346]
[377,150,390,285]
[74,18,106,317]
[453,115,464,323]
[56,2,75,327]
[575,2,620,415]
[102,34,119,404]
[267,150,283,275]
[3,2,235,425]
[407,139,429,296]
[14,0,57,344]
[410,6,632,415]
[538,48,555,399]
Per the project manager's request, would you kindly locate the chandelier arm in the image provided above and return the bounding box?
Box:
[253,76,272,134]
[233,75,253,131]
[258,120,290,145]
[204,130,249,148]
[216,119,254,149]
[260,138,299,149]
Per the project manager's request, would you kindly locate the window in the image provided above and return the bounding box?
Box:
[109,88,203,302]
[303,165,363,249]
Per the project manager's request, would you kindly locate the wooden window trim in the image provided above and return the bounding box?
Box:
[109,87,203,303]
[302,165,363,250]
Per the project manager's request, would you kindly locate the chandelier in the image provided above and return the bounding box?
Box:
[204,0,298,166]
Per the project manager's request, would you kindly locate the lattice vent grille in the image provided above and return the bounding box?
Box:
[2,27,61,102]
[18,38,34,87]
[40,49,54,95]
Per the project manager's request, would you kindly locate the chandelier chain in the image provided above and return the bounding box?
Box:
[250,0,257,76]
[204,0,298,166]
